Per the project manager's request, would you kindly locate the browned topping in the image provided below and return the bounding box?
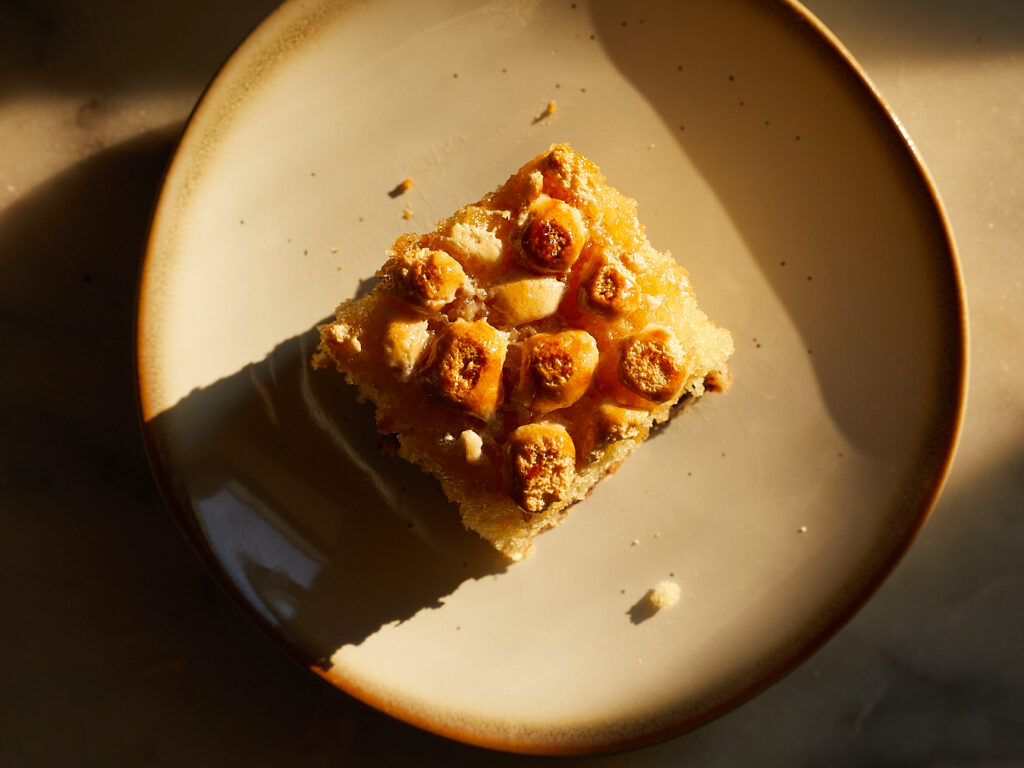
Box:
[592,400,649,448]
[506,422,576,513]
[313,144,734,559]
[579,252,640,317]
[515,200,584,275]
[521,218,570,272]
[378,248,465,311]
[618,326,689,402]
[532,346,572,385]
[703,369,733,393]
[421,319,507,420]
[518,330,599,414]
[544,149,566,174]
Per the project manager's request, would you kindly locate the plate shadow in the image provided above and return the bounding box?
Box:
[144,327,509,667]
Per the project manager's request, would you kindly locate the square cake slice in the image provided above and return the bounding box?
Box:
[312,144,733,560]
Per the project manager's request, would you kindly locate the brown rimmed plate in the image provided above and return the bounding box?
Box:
[137,0,966,754]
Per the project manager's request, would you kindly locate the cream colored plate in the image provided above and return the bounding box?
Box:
[137,0,965,755]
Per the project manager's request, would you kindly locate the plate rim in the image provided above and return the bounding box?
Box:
[134,0,968,755]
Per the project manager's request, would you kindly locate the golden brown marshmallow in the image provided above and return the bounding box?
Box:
[579,252,641,318]
[515,198,586,275]
[517,330,599,414]
[421,318,508,420]
[378,247,466,311]
[506,422,576,513]
[617,326,690,403]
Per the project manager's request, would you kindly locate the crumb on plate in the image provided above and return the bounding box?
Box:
[648,580,681,610]
[389,177,415,198]
[533,100,557,123]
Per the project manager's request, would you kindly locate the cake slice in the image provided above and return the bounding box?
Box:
[312,144,733,560]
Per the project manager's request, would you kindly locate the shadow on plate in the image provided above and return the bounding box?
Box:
[627,591,659,625]
[144,327,509,666]
[803,0,1024,59]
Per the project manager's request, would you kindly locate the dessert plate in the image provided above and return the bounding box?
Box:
[137,0,966,754]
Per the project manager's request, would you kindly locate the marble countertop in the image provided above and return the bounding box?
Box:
[3,1,1022,764]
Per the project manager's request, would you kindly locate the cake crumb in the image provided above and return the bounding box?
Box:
[389,177,415,198]
[798,525,808,533]
[648,580,681,610]
[458,429,484,464]
[403,207,413,219]
[532,100,557,124]
[631,538,640,546]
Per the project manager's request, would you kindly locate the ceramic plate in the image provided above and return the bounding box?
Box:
[137,0,966,755]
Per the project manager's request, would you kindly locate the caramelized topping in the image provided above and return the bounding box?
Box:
[518,330,599,414]
[617,326,689,403]
[575,399,650,458]
[315,144,733,560]
[515,199,585,275]
[593,400,650,448]
[579,252,640,317]
[704,370,733,393]
[421,319,507,420]
[378,248,466,311]
[506,422,576,513]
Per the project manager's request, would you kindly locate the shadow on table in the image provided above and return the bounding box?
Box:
[0,0,280,102]
[803,0,1024,59]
